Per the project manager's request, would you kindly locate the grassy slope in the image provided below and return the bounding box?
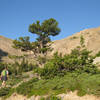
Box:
[16,73,100,97]
[1,72,100,99]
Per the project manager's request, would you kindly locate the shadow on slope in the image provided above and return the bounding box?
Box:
[0,49,8,62]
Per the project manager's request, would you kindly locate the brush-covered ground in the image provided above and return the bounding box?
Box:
[1,72,100,100]
[1,41,100,100]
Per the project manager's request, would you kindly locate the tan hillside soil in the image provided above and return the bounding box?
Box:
[1,27,100,62]
[0,91,100,100]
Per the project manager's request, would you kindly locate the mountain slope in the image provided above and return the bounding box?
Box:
[0,27,100,62]
[51,27,100,55]
[0,36,22,55]
[0,35,24,62]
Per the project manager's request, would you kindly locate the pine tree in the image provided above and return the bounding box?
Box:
[29,18,61,55]
[13,18,61,64]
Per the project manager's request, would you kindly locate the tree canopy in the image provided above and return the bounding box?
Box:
[13,18,61,57]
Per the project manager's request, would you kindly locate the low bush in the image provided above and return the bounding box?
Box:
[1,72,100,98]
[8,59,37,75]
[0,62,6,73]
[14,73,100,97]
[40,96,61,100]
[95,51,100,57]
[35,47,98,79]
[0,87,11,97]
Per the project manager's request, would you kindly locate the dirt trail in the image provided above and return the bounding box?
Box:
[12,71,38,88]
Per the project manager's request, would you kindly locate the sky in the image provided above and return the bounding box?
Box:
[0,0,100,41]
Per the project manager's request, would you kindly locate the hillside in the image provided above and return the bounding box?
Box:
[0,36,27,62]
[1,27,100,100]
[52,27,100,55]
[1,27,100,62]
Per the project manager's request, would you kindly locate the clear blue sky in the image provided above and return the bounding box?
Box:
[0,0,100,41]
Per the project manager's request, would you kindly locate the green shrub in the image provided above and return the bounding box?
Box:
[37,56,49,65]
[1,72,98,97]
[16,78,39,96]
[8,59,36,75]
[48,96,61,100]
[0,87,11,97]
[19,58,34,72]
[37,52,65,79]
[40,97,45,100]
[95,51,100,57]
[35,47,97,79]
[0,62,5,73]
[40,96,61,100]
[7,61,33,75]
[70,36,78,40]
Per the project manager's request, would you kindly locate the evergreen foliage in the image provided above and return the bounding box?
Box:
[13,36,33,51]
[35,48,97,79]
[95,51,100,57]
[80,35,85,48]
[1,19,100,99]
[34,36,97,79]
[13,18,60,57]
[10,59,36,75]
